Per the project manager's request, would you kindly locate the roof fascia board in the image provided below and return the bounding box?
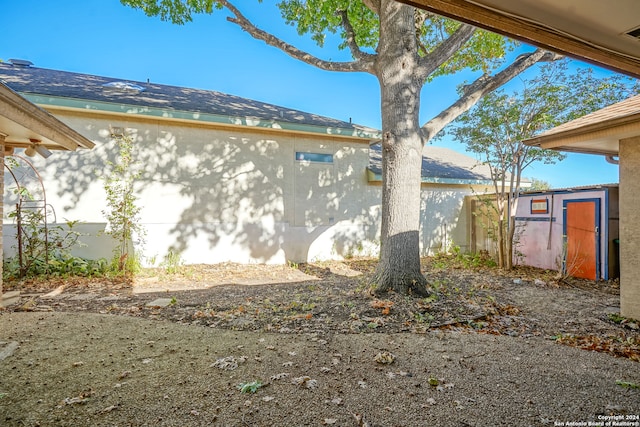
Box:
[0,84,95,150]
[22,93,381,142]
[525,115,640,149]
[537,146,619,156]
[366,168,494,186]
[399,0,640,79]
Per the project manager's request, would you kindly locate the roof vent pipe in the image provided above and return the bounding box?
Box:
[605,155,619,165]
[8,59,33,67]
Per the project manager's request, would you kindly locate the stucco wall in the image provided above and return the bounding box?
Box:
[3,112,482,265]
[0,134,4,291]
[620,137,640,319]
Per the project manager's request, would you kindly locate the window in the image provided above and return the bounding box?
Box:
[531,198,549,214]
[295,152,333,163]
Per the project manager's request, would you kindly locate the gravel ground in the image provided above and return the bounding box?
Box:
[0,258,639,426]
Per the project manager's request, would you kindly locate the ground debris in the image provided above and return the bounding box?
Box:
[374,351,396,364]
[211,355,247,370]
[292,376,318,389]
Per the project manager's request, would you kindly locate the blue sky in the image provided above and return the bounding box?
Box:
[2,0,626,188]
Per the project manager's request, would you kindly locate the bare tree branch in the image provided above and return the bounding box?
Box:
[421,49,562,139]
[219,0,374,73]
[416,23,477,80]
[414,10,429,55]
[336,9,377,63]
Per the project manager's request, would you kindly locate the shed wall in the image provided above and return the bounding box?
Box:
[515,188,615,279]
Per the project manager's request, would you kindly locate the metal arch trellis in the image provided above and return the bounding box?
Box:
[4,154,56,277]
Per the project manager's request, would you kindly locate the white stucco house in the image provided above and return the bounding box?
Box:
[0,61,494,265]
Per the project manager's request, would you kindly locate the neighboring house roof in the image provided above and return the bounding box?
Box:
[520,183,618,195]
[0,80,94,151]
[1,61,496,186]
[524,94,640,156]
[0,61,379,140]
[367,142,495,185]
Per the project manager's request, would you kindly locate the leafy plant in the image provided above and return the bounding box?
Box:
[101,132,146,275]
[4,194,91,278]
[432,244,497,270]
[237,380,263,393]
[608,313,627,324]
[616,380,639,389]
[161,250,183,274]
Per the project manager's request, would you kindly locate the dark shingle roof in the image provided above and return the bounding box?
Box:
[0,62,371,133]
[368,142,493,184]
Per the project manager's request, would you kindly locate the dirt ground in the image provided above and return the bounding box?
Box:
[0,258,639,426]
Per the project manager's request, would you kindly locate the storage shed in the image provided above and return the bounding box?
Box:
[515,185,619,280]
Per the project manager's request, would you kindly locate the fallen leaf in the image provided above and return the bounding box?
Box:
[98,404,119,414]
[353,413,371,427]
[374,351,396,364]
[211,356,247,371]
[63,397,89,405]
[270,373,289,381]
[292,376,318,389]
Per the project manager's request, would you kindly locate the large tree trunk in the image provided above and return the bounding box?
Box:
[372,1,429,296]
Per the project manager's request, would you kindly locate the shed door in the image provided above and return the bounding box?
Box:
[564,200,600,280]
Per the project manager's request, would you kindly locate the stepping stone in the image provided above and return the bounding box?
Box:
[146,298,174,308]
[0,341,19,361]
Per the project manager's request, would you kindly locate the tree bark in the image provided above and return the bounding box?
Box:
[372,1,429,296]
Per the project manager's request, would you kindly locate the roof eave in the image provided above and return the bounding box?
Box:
[0,82,95,150]
[398,0,640,79]
[524,113,640,155]
[21,93,382,142]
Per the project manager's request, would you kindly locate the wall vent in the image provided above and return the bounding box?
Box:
[625,26,640,40]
